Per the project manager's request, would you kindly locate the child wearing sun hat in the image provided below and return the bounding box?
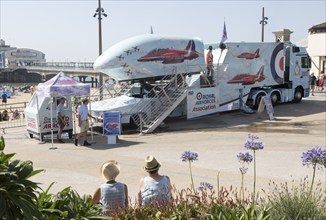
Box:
[92,160,128,215]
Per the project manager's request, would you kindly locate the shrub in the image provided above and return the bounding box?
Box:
[0,136,43,220]
[265,178,326,219]
[37,183,105,219]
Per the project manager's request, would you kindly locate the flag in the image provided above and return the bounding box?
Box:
[220,21,228,43]
[150,26,154,34]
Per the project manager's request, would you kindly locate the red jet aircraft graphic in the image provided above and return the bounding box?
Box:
[125,69,132,75]
[237,48,260,59]
[137,40,200,64]
[121,63,129,68]
[227,66,265,85]
[125,50,132,55]
[116,55,124,61]
[132,46,140,52]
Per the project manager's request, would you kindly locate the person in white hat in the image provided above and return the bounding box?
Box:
[92,160,128,214]
[137,155,172,206]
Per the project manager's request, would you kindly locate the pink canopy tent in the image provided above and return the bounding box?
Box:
[36,72,90,97]
[35,72,91,149]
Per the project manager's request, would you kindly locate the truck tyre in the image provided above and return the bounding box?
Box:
[254,93,265,109]
[29,133,33,138]
[69,132,73,139]
[270,92,280,106]
[293,88,303,103]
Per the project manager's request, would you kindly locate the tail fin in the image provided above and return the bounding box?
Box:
[185,40,196,56]
[255,48,260,57]
[256,66,264,75]
[256,66,265,81]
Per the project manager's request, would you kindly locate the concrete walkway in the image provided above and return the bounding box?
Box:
[2,91,325,202]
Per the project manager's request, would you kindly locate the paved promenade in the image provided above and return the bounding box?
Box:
[2,91,325,202]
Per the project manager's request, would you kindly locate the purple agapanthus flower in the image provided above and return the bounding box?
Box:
[181,151,198,162]
[237,152,253,163]
[198,182,213,191]
[244,134,264,151]
[301,146,326,169]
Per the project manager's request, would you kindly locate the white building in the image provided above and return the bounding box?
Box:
[307,22,326,76]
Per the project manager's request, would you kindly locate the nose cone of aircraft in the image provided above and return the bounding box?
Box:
[93,53,109,72]
[93,34,157,73]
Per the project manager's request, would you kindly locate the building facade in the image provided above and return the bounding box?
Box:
[0,39,46,83]
[307,22,326,76]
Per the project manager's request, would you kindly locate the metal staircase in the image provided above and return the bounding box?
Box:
[129,72,188,134]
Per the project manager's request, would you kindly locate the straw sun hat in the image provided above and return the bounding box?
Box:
[100,160,120,181]
[143,155,161,172]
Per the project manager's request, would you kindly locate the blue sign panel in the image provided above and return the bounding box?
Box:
[103,111,121,135]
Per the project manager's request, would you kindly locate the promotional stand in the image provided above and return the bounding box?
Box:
[103,111,121,145]
[25,72,90,149]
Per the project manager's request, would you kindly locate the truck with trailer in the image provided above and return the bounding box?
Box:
[90,34,311,133]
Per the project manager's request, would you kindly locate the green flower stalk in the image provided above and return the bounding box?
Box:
[244,134,264,206]
[237,152,253,203]
[181,150,198,192]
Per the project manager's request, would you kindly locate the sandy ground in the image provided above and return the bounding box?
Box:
[2,89,326,203]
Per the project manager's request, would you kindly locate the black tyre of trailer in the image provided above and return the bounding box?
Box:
[293,88,303,103]
[254,93,265,109]
[270,91,280,106]
[29,133,33,138]
[69,132,73,139]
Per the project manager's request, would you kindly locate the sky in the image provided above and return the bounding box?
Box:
[0,0,325,62]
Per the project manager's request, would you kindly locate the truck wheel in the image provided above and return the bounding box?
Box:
[29,133,33,138]
[293,88,303,103]
[68,132,73,139]
[270,92,280,106]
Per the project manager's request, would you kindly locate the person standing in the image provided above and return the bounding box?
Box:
[317,71,325,91]
[1,90,7,106]
[57,97,66,143]
[92,160,128,215]
[75,98,94,146]
[206,45,214,77]
[138,155,172,207]
[310,73,317,96]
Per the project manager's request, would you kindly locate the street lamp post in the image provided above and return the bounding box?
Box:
[93,0,107,100]
[259,7,268,42]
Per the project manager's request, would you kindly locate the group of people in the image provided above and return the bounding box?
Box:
[310,71,325,96]
[56,97,95,146]
[92,155,172,216]
[0,106,21,121]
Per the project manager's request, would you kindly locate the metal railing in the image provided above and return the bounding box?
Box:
[89,83,131,102]
[0,102,27,134]
[129,72,188,133]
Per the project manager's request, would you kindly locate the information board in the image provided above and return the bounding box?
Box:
[103,111,121,135]
[257,95,274,120]
[264,96,274,114]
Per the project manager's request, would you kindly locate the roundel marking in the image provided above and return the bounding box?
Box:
[196,92,202,100]
[270,43,284,84]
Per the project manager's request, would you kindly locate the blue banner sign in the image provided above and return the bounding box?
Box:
[103,111,121,135]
